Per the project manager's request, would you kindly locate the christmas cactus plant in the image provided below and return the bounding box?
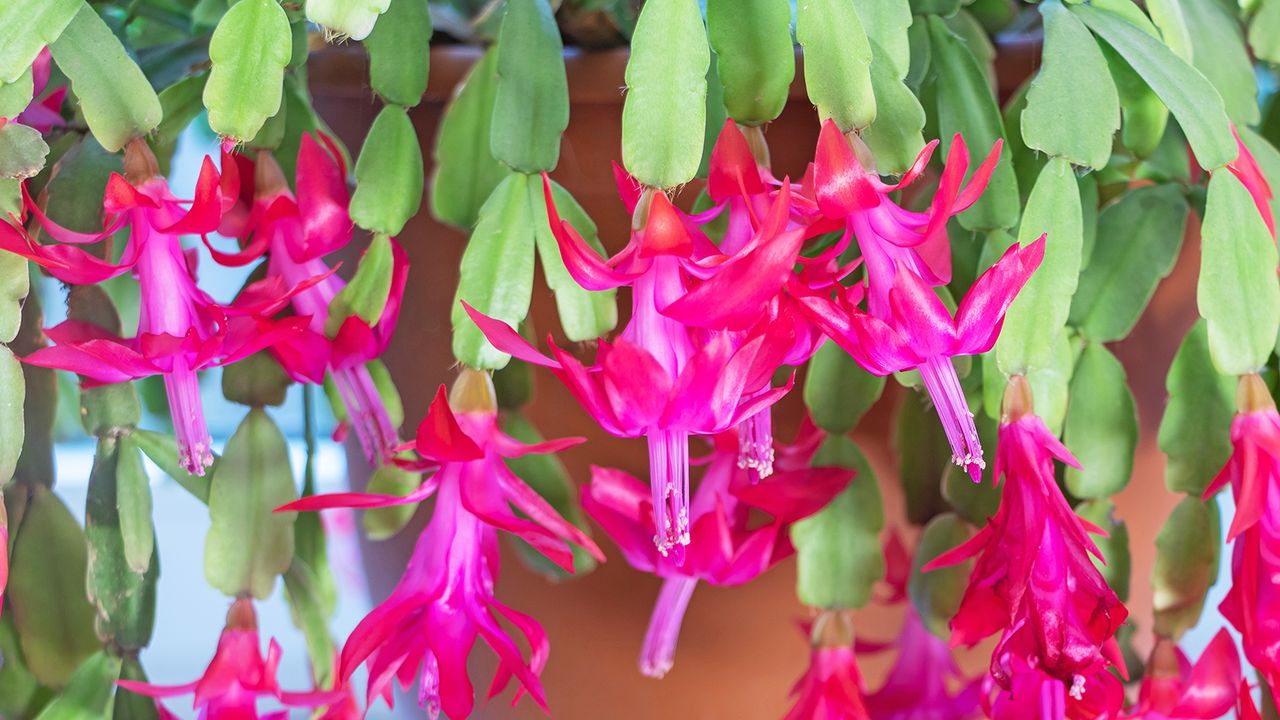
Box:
[0,0,1277,718]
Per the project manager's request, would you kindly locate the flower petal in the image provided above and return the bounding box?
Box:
[415,386,484,462]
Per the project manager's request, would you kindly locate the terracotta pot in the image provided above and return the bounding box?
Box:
[307,41,1191,718]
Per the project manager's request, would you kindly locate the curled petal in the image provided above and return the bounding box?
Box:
[296,132,355,260]
[814,119,880,217]
[707,119,766,202]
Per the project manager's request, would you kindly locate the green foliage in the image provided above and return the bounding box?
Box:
[431,48,507,229]
[7,486,99,687]
[350,105,425,236]
[204,409,298,599]
[1159,321,1235,496]
[202,0,291,141]
[451,172,536,369]
[1152,497,1221,639]
[1198,170,1280,375]
[706,0,794,125]
[1064,343,1138,499]
[910,513,972,638]
[1021,1,1119,169]
[0,123,48,180]
[532,180,618,341]
[1073,3,1236,170]
[796,0,876,132]
[1070,184,1187,340]
[0,0,80,84]
[996,158,1082,374]
[791,436,884,609]
[49,5,163,152]
[492,0,569,173]
[927,16,1018,231]
[365,0,432,106]
[622,0,709,188]
[803,340,885,434]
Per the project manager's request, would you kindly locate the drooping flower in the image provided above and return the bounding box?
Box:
[12,48,66,132]
[798,237,1044,481]
[210,135,407,466]
[863,609,983,720]
[1203,373,1280,708]
[117,598,345,719]
[785,611,872,720]
[808,119,1001,318]
[281,371,603,718]
[581,424,851,677]
[666,120,831,477]
[927,376,1128,717]
[465,174,799,558]
[860,531,981,720]
[4,140,305,474]
[1121,629,1241,720]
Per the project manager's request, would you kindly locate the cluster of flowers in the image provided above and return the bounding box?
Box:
[5,82,1274,715]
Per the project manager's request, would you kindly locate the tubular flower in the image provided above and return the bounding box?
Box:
[668,120,829,477]
[212,135,407,467]
[117,599,344,719]
[1204,374,1280,707]
[465,174,797,559]
[786,611,872,720]
[1122,629,1242,720]
[581,426,851,677]
[861,532,981,720]
[798,237,1044,481]
[864,609,983,720]
[281,371,603,719]
[5,140,305,474]
[926,377,1128,716]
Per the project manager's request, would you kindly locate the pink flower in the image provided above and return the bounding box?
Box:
[1122,630,1242,720]
[786,612,872,720]
[672,121,832,476]
[1204,374,1280,708]
[117,599,345,719]
[926,378,1128,709]
[808,119,1001,319]
[863,609,982,720]
[12,48,66,132]
[281,373,603,718]
[464,174,797,558]
[4,141,305,474]
[981,650,1124,720]
[212,135,407,467]
[581,426,851,677]
[798,237,1044,481]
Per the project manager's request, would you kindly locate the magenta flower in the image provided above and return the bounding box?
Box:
[581,426,851,677]
[1203,374,1280,708]
[981,650,1125,720]
[798,237,1044,481]
[464,176,797,558]
[863,608,982,720]
[785,612,872,720]
[211,135,407,466]
[809,119,1001,318]
[1121,629,1241,720]
[11,48,66,132]
[926,378,1128,706]
[117,599,344,719]
[4,141,306,474]
[669,121,832,476]
[281,375,603,718]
